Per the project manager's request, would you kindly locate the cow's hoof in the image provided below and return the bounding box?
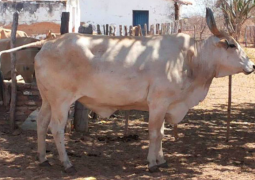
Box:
[149,165,160,173]
[64,166,77,174]
[158,161,168,168]
[39,160,51,167]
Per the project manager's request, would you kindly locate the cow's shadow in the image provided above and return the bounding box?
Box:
[1,103,255,179]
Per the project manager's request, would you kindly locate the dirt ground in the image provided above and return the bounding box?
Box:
[1,71,255,179]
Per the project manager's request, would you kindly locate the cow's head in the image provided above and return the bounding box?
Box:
[206,8,255,77]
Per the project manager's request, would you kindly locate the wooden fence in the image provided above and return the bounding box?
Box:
[82,20,195,37]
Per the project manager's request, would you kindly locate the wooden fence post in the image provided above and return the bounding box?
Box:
[245,26,248,47]
[129,26,133,36]
[174,124,178,141]
[10,12,19,133]
[103,25,106,35]
[150,24,154,35]
[180,20,183,32]
[113,26,116,36]
[109,25,113,36]
[253,27,255,47]
[166,23,170,35]
[170,22,173,34]
[74,102,88,132]
[106,24,109,35]
[156,24,160,35]
[161,23,165,35]
[60,12,69,34]
[194,25,196,39]
[138,25,143,36]
[97,24,102,35]
[249,26,251,45]
[226,75,232,142]
[134,26,138,36]
[124,26,128,36]
[144,24,147,36]
[124,111,129,136]
[174,21,178,33]
[119,25,123,36]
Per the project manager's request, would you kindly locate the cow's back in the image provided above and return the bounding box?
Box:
[0,29,28,39]
[35,34,163,113]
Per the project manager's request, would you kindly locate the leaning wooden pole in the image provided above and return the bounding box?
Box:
[173,124,178,141]
[226,75,232,142]
[245,26,248,47]
[10,12,19,133]
[124,111,129,136]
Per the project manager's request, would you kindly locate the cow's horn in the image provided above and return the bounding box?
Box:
[206,8,222,38]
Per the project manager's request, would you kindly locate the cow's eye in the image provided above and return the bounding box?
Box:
[229,44,236,48]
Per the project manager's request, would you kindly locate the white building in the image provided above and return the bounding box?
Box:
[0,0,192,35]
[0,0,65,26]
[68,0,193,33]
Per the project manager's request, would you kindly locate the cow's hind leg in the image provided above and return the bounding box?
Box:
[37,100,51,166]
[147,99,169,172]
[49,103,76,173]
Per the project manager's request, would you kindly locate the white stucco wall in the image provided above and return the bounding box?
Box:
[79,0,175,27]
[0,1,66,25]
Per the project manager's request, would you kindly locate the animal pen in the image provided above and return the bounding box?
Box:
[4,11,235,142]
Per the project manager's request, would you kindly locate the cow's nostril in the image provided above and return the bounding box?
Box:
[253,65,255,69]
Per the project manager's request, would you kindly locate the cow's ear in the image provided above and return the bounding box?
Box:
[217,39,229,49]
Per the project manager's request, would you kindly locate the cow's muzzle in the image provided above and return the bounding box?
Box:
[244,64,255,75]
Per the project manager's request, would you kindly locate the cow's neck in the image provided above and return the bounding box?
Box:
[183,39,216,105]
[189,39,216,82]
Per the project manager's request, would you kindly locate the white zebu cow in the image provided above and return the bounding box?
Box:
[0,8,254,173]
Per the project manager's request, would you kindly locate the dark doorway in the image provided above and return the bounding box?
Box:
[133,10,149,35]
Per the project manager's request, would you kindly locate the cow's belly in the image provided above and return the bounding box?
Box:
[77,71,150,117]
[84,74,149,105]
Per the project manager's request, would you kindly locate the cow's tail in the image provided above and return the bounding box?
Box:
[0,40,46,56]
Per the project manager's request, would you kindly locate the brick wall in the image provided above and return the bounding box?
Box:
[4,82,42,122]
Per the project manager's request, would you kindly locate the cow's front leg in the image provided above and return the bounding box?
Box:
[155,120,168,168]
[49,103,76,173]
[147,100,169,172]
